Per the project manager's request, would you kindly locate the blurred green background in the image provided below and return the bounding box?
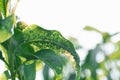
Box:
[68,26,120,80]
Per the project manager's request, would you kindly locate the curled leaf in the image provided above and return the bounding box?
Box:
[14,24,80,80]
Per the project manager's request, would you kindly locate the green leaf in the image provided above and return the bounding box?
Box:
[0,14,14,43]
[34,49,66,75]
[0,50,4,61]
[84,26,111,43]
[0,44,8,63]
[14,55,21,70]
[35,60,43,71]
[0,12,2,20]
[109,42,120,60]
[43,65,50,80]
[14,24,80,80]
[16,21,28,30]
[17,62,36,80]
[102,32,111,43]
[68,36,81,49]
[0,0,8,17]
[0,70,11,80]
[111,32,120,37]
[82,48,99,80]
[15,43,35,60]
[4,70,11,79]
[84,26,101,33]
[24,62,36,80]
[17,61,36,80]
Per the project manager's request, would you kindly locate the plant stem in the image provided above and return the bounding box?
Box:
[8,40,16,80]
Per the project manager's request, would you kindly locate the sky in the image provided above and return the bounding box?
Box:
[16,0,120,49]
[1,0,120,79]
[16,0,120,33]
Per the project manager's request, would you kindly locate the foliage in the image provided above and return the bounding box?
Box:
[0,0,80,80]
[66,26,120,80]
[79,26,120,80]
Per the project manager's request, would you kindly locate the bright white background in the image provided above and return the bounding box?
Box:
[16,0,120,33]
[1,0,120,79]
[16,0,120,48]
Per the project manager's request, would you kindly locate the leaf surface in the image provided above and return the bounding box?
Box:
[0,0,8,17]
[24,62,36,80]
[0,70,11,80]
[14,24,80,80]
[0,14,14,43]
[35,49,66,75]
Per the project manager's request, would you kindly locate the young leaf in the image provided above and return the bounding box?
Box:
[0,0,8,17]
[0,14,14,43]
[14,24,80,80]
[102,32,111,43]
[84,26,111,43]
[17,21,28,30]
[84,26,101,33]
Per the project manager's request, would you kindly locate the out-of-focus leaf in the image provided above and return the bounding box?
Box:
[109,49,120,60]
[0,70,11,80]
[0,0,8,17]
[82,48,99,80]
[109,41,120,60]
[68,73,76,80]
[14,24,80,80]
[111,32,120,37]
[0,12,2,20]
[68,36,81,49]
[84,26,111,43]
[84,26,101,33]
[102,32,111,43]
[0,14,14,43]
[99,61,106,74]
